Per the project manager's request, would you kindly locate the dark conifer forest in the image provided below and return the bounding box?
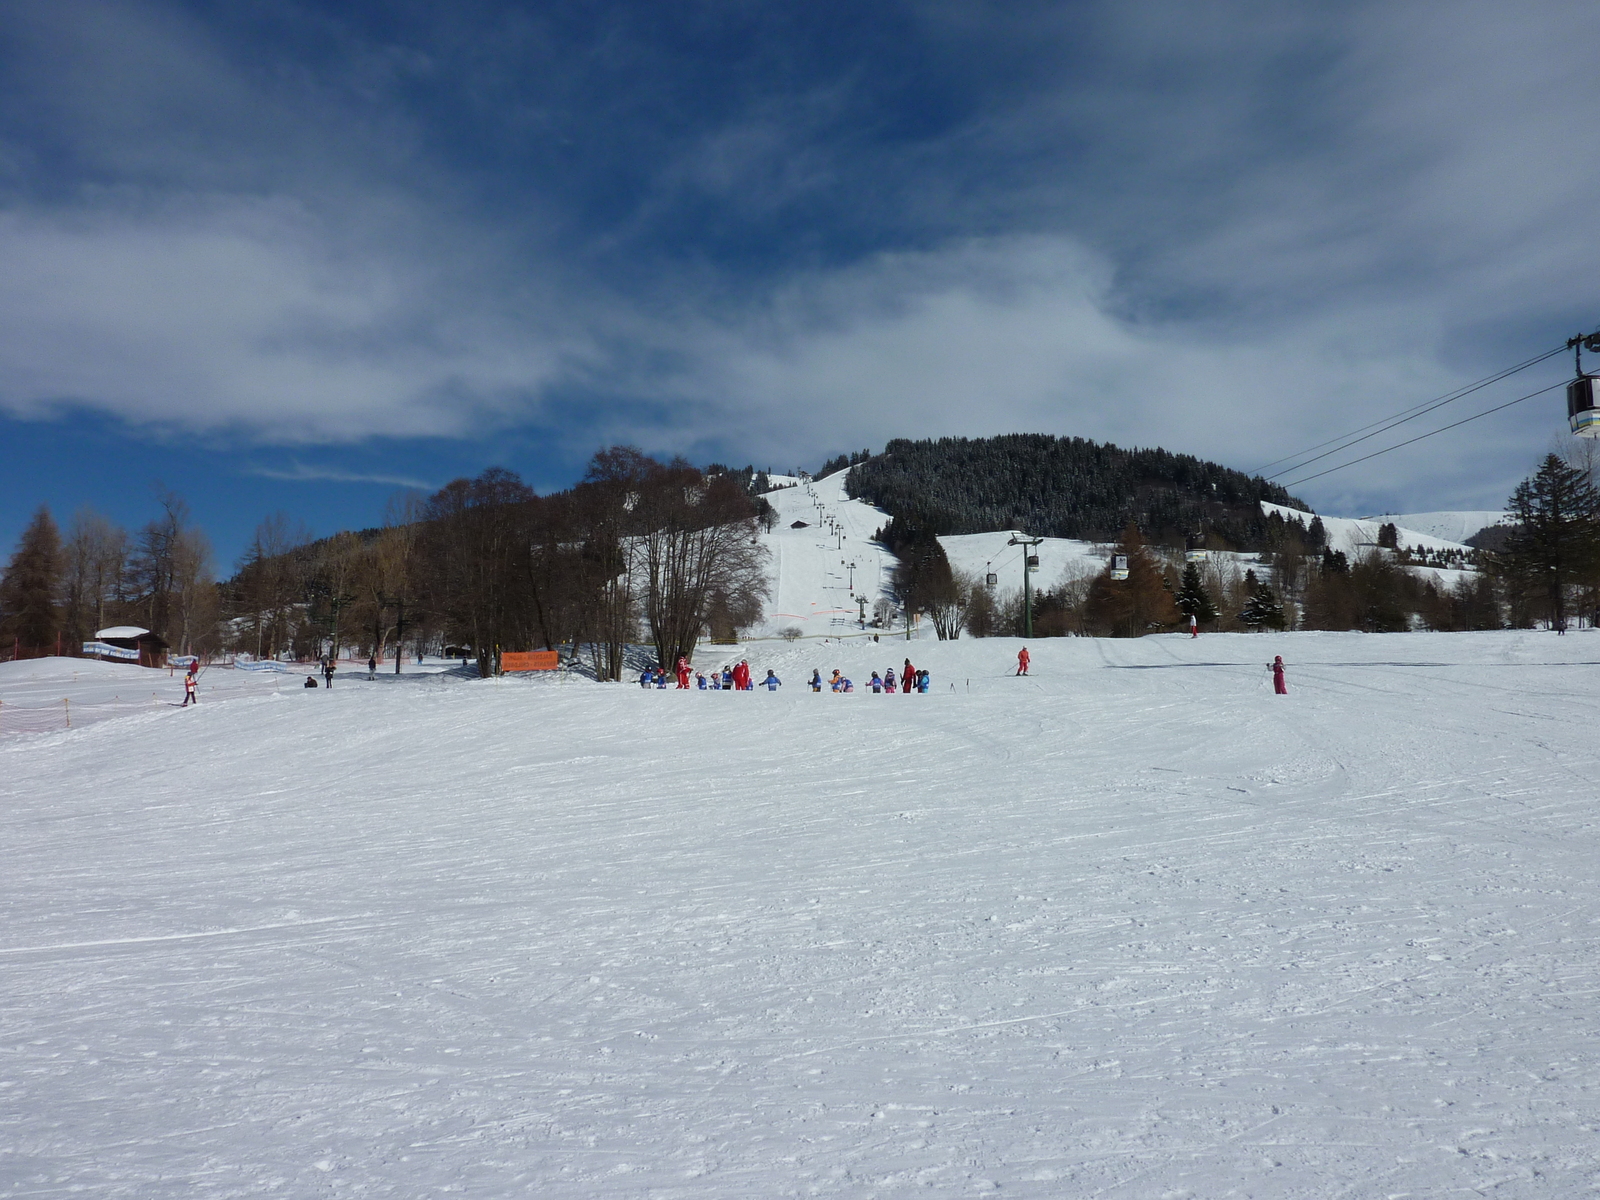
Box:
[844,435,1307,551]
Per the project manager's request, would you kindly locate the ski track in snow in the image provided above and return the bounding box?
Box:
[4,631,1600,1197]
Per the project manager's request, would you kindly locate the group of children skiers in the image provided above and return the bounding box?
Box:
[810,659,931,693]
[636,654,936,694]
[639,658,784,691]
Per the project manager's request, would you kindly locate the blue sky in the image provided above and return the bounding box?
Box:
[2,0,1597,566]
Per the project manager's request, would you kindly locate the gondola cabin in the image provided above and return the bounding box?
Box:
[1026,554,1040,571]
[1110,554,1130,581]
[1569,375,1600,437]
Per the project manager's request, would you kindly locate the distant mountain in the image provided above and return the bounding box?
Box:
[843,434,1307,551]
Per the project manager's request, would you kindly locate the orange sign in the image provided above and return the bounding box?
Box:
[502,650,561,672]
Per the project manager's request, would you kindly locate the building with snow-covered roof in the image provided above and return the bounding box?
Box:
[86,626,169,667]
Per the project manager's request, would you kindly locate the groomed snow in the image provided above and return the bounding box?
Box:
[6,630,1600,1196]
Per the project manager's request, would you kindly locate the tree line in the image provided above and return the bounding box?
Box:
[1,449,772,677]
[846,433,1307,549]
[866,450,1600,640]
[0,491,217,659]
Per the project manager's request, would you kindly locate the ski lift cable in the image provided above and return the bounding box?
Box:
[1252,343,1565,475]
[1255,344,1568,480]
[1277,379,1565,490]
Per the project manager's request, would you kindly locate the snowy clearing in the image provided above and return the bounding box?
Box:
[5,630,1600,1197]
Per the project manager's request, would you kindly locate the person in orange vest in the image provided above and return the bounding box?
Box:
[1016,647,1030,676]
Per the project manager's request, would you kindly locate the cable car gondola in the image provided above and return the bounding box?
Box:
[1566,333,1600,437]
[1184,532,1208,564]
[1110,553,1129,581]
[1569,375,1600,438]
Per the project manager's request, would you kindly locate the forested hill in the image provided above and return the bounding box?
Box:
[844,435,1308,550]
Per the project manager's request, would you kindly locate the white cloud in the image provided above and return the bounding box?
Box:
[0,199,592,443]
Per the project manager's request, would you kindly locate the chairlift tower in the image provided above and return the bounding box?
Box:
[1007,532,1044,638]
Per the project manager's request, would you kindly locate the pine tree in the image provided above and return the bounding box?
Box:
[0,506,65,655]
[1084,521,1180,636]
[1502,454,1600,631]
[1174,561,1219,624]
[1239,569,1287,631]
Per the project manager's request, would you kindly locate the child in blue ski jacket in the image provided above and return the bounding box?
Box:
[917,670,931,693]
[763,669,782,691]
[869,672,883,692]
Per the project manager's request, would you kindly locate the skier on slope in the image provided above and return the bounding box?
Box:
[884,667,896,692]
[322,658,336,689]
[1016,647,1030,676]
[722,666,734,690]
[1189,613,1198,639]
[1271,655,1288,695]
[639,667,654,688]
[181,668,198,706]
[902,659,915,693]
[809,669,822,692]
[675,655,691,689]
[763,669,782,691]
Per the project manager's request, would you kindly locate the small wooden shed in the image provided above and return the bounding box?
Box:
[92,626,170,668]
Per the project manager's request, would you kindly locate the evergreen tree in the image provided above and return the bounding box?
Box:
[1174,561,1219,624]
[1084,522,1180,636]
[0,506,64,655]
[1239,569,1287,631]
[1502,454,1600,631]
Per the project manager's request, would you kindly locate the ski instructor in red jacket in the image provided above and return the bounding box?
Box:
[1016,647,1030,676]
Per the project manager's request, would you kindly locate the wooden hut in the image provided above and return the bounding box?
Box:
[90,626,169,668]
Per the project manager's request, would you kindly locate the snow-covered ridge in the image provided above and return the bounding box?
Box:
[1261,502,1474,558]
[1360,510,1509,544]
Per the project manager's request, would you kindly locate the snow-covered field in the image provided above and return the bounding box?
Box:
[6,629,1600,1197]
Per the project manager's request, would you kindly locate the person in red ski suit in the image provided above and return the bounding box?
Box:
[902,659,914,692]
[1016,647,1030,676]
[733,660,751,691]
[675,656,691,689]
[1271,655,1287,694]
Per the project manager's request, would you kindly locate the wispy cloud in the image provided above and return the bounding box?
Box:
[245,462,439,490]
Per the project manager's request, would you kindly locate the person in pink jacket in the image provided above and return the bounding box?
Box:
[1271,655,1288,695]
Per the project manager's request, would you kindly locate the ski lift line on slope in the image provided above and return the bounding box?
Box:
[1254,344,1569,481]
[1277,380,1565,491]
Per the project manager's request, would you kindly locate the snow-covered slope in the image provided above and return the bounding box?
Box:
[1366,510,1509,544]
[753,471,898,641]
[1262,502,1473,558]
[7,629,1600,1196]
